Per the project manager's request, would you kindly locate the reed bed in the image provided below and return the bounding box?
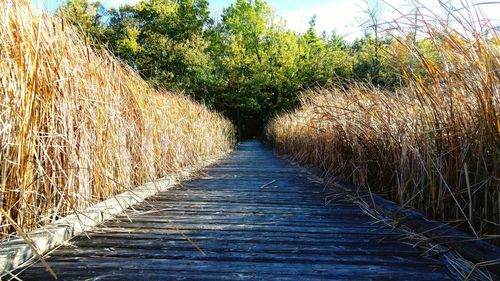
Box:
[267,3,499,239]
[0,1,234,237]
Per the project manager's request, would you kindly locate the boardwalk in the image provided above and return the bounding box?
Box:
[18,141,452,280]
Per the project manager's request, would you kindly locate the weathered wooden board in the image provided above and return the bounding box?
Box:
[15,141,453,280]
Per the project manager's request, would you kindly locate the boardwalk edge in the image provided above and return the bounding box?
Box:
[0,152,230,277]
[295,163,500,277]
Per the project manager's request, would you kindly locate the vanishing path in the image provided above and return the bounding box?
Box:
[19,141,451,280]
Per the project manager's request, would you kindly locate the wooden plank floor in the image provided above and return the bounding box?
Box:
[17,141,452,280]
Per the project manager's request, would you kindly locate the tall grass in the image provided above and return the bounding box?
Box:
[0,1,234,237]
[267,2,499,239]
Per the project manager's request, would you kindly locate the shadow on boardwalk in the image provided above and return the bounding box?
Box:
[17,141,452,280]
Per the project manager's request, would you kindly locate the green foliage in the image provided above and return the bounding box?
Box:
[57,0,407,137]
[297,21,352,86]
[208,1,354,136]
[100,0,218,98]
[57,0,106,42]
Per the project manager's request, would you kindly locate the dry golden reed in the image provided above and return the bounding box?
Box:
[0,1,234,237]
[267,3,499,238]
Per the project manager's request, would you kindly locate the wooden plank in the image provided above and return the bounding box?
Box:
[60,237,426,255]
[120,202,351,211]
[88,229,406,240]
[49,247,439,265]
[21,258,450,280]
[14,141,454,280]
[17,270,345,281]
[116,208,366,218]
[0,153,229,276]
[95,222,398,234]
[85,233,407,245]
[305,165,500,275]
[109,217,372,226]
[139,195,330,202]
[18,267,447,281]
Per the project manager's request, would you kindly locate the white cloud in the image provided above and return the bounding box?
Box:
[37,0,499,39]
[101,0,141,8]
[279,0,500,41]
[280,0,364,39]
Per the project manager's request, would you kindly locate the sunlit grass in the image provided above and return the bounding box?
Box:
[0,1,234,237]
[267,2,499,239]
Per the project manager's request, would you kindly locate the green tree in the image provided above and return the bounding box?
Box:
[58,0,106,43]
[58,0,357,137]
[360,0,384,85]
[208,1,354,137]
[211,0,277,135]
[104,0,217,96]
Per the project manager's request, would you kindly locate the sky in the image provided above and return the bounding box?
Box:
[210,0,366,38]
[34,0,500,40]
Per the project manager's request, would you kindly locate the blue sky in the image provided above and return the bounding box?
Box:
[34,0,500,40]
[210,0,365,37]
[32,0,386,39]
[210,0,334,13]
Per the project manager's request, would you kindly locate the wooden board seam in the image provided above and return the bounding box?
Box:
[295,162,500,277]
[0,151,230,277]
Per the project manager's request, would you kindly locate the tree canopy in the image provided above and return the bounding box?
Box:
[58,0,405,138]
